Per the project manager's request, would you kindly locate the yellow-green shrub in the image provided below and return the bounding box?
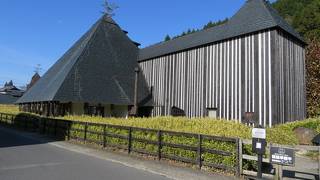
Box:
[0,104,19,114]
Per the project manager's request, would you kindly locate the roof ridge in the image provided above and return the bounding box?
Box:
[143,21,228,49]
[17,16,103,103]
[112,76,131,103]
[259,0,281,27]
[141,0,268,51]
[102,15,119,27]
[260,0,304,42]
[52,18,103,101]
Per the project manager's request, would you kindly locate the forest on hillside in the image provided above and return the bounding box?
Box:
[273,0,320,117]
[163,0,320,117]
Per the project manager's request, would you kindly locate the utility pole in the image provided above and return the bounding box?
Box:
[132,67,140,116]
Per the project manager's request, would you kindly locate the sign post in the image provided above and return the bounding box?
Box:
[252,126,266,179]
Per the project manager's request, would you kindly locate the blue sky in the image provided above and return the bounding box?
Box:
[0,0,275,88]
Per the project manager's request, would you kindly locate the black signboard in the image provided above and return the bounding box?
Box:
[252,138,267,154]
[270,146,295,166]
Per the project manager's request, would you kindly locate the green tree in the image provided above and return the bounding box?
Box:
[164,18,228,41]
[203,18,228,29]
[272,0,320,39]
[305,36,320,117]
[273,0,320,117]
[292,0,320,39]
[164,35,171,41]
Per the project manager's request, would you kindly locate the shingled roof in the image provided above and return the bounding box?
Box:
[0,94,19,104]
[17,15,151,106]
[139,0,305,61]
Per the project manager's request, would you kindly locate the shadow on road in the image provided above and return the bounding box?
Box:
[0,126,60,148]
[0,113,68,148]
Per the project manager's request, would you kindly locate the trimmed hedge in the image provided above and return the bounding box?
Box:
[0,105,319,145]
[0,104,19,114]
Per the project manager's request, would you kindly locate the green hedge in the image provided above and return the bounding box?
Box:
[2,109,320,145]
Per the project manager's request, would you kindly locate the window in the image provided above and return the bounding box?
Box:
[207,108,218,118]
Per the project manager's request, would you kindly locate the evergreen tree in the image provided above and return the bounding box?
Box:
[292,0,320,39]
[272,0,320,39]
[272,0,320,117]
[164,18,228,41]
[164,35,171,41]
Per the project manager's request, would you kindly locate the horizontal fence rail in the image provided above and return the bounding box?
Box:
[0,113,240,176]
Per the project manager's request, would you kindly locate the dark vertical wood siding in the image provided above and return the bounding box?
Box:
[139,29,306,127]
[273,30,306,124]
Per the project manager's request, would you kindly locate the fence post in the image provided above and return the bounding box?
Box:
[103,125,107,148]
[157,130,162,160]
[11,115,14,126]
[237,138,242,177]
[38,118,41,133]
[54,119,57,136]
[32,118,37,132]
[24,117,28,130]
[67,121,71,141]
[128,127,132,154]
[279,165,283,180]
[318,146,320,179]
[43,118,46,134]
[272,143,281,180]
[84,122,88,143]
[197,134,202,169]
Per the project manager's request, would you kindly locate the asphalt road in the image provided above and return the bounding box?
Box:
[0,127,171,180]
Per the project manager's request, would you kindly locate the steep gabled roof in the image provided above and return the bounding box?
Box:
[17,15,151,106]
[139,0,305,61]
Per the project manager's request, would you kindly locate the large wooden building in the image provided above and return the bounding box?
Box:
[17,0,306,126]
[138,0,306,127]
[17,16,152,118]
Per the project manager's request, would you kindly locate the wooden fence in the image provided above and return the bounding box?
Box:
[0,113,241,176]
[241,139,320,179]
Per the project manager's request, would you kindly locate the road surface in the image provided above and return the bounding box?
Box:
[0,126,170,180]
